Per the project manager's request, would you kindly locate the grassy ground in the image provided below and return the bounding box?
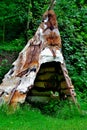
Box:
[0,102,87,130]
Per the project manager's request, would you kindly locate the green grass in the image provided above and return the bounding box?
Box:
[0,43,23,52]
[0,102,87,130]
[0,38,25,52]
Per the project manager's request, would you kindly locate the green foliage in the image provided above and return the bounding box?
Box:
[54,0,87,93]
[0,0,48,42]
[0,59,11,83]
[76,91,87,111]
[0,37,26,52]
[28,99,81,119]
[0,1,19,42]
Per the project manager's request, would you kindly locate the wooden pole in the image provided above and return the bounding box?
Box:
[8,80,21,105]
[48,0,56,10]
[26,0,32,41]
[60,62,82,113]
[3,19,5,43]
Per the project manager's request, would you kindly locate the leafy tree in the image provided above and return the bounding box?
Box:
[54,0,87,93]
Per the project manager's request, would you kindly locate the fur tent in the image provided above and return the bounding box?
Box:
[0,10,76,107]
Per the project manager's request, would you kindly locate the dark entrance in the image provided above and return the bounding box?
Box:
[26,62,68,103]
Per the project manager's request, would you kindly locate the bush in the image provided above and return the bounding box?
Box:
[28,99,81,119]
[0,59,11,83]
[0,37,26,52]
[54,0,87,94]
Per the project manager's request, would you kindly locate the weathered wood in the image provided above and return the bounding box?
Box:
[38,67,55,74]
[60,62,81,111]
[8,80,21,105]
[30,90,52,96]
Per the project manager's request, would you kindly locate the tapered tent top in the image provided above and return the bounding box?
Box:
[0,10,76,107]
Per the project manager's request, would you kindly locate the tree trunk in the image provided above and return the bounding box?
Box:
[3,20,5,43]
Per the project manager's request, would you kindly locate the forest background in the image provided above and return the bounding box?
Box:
[0,0,87,109]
